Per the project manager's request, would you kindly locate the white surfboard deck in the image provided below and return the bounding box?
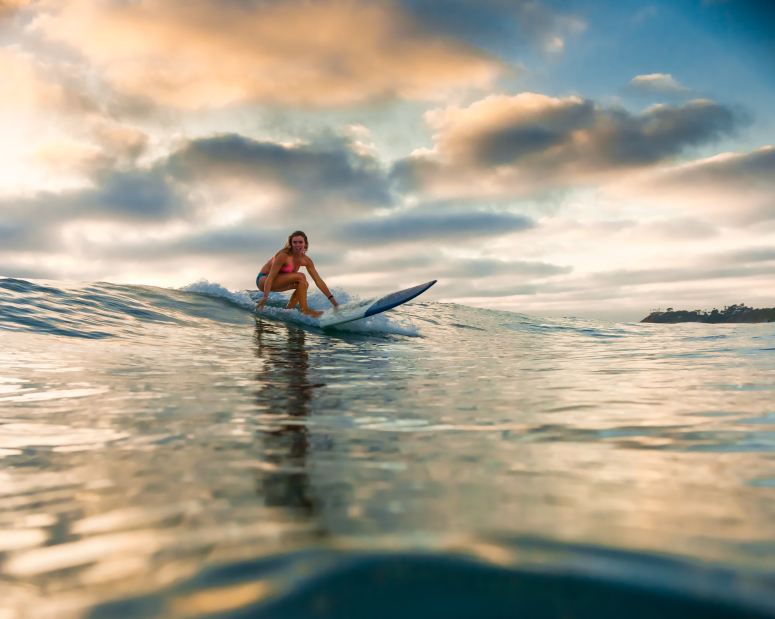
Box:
[316,280,436,328]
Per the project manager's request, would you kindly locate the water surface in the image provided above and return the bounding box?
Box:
[1,277,774,617]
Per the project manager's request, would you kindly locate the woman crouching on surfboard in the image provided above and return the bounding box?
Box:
[255,231,339,318]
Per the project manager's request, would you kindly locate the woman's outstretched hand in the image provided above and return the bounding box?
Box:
[330,297,339,307]
[256,296,268,312]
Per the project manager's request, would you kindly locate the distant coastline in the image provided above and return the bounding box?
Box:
[641,304,775,324]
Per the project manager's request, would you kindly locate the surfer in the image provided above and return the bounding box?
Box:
[255,231,339,318]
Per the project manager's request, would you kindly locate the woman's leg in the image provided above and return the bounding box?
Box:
[291,276,322,317]
[260,273,322,318]
[286,290,299,310]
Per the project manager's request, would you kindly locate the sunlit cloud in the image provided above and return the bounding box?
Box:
[32,0,504,109]
[625,74,691,95]
[0,0,30,17]
[0,45,62,109]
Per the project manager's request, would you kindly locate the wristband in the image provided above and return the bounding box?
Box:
[328,295,334,299]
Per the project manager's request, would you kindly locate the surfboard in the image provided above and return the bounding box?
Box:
[317,280,436,328]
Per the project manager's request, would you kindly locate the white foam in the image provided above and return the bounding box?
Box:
[178,279,257,311]
[178,279,419,337]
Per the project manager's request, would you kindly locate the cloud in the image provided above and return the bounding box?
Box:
[588,264,775,288]
[83,227,282,263]
[29,123,150,180]
[456,284,541,297]
[441,245,775,315]
[438,258,570,278]
[166,133,392,210]
[0,168,188,248]
[609,146,775,225]
[0,0,29,18]
[725,246,775,264]
[0,46,63,109]
[398,0,586,56]
[392,94,745,199]
[0,129,398,271]
[427,94,596,167]
[633,217,719,240]
[33,0,504,109]
[625,74,691,95]
[338,210,534,244]
[0,43,117,117]
[0,43,156,193]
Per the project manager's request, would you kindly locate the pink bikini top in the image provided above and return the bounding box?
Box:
[272,256,294,273]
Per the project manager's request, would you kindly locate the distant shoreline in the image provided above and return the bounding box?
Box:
[641,304,775,324]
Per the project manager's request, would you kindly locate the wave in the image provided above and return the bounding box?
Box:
[86,537,775,619]
[0,277,420,339]
[178,278,420,336]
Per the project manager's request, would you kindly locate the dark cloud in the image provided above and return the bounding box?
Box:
[0,131,397,269]
[389,156,439,195]
[84,169,184,220]
[0,168,187,233]
[474,99,595,165]
[339,211,534,244]
[438,258,571,278]
[174,228,278,256]
[470,98,743,168]
[1,130,393,235]
[598,100,743,165]
[167,133,392,208]
[0,264,58,281]
[0,222,51,251]
[726,246,775,264]
[458,284,539,297]
[70,227,286,263]
[330,253,570,279]
[391,96,747,200]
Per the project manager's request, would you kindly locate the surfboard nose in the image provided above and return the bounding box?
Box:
[363,280,436,318]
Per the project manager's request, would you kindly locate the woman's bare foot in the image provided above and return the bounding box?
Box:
[301,308,324,318]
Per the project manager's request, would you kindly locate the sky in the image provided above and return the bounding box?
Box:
[0,0,773,321]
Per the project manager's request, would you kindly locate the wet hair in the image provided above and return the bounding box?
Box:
[281,230,309,255]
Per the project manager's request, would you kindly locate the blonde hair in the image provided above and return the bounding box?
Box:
[281,230,308,255]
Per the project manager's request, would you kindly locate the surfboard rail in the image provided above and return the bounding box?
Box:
[317,280,436,328]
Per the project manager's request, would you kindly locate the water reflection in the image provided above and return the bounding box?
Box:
[253,320,320,519]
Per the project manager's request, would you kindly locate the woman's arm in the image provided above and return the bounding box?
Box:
[305,257,339,307]
[256,253,287,311]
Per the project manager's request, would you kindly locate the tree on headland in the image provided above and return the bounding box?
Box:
[642,303,774,324]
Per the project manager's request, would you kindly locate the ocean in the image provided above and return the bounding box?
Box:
[1,277,775,618]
